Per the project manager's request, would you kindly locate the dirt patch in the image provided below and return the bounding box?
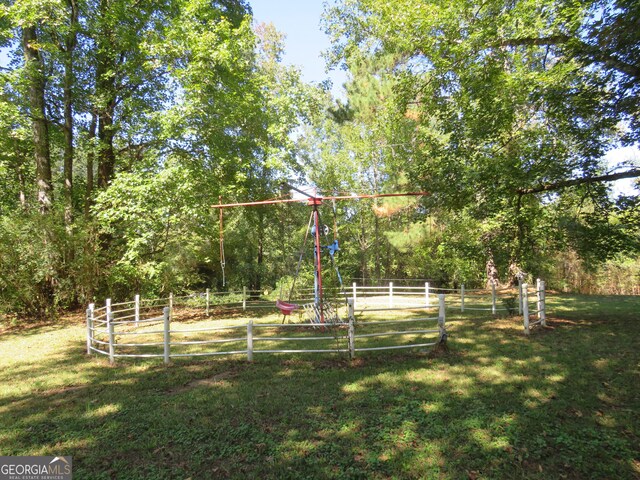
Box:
[545,316,590,327]
[427,340,450,359]
[0,310,86,336]
[166,370,238,394]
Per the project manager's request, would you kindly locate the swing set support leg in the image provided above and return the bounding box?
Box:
[312,202,325,324]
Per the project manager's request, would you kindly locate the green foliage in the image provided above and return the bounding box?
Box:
[0,0,638,320]
[93,161,205,297]
[0,213,58,319]
[317,0,640,286]
[0,0,318,319]
[501,296,518,315]
[0,210,98,319]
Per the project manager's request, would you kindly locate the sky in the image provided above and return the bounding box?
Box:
[604,146,640,196]
[249,0,348,99]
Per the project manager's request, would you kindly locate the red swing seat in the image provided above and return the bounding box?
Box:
[276,299,300,315]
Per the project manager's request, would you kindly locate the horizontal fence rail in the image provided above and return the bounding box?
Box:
[86,279,546,363]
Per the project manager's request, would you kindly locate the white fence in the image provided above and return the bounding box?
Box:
[86,295,447,365]
[86,279,546,364]
[346,279,546,334]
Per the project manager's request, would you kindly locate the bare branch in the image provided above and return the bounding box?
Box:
[517,169,640,195]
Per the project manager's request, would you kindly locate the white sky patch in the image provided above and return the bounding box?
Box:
[290,185,318,200]
[603,145,640,197]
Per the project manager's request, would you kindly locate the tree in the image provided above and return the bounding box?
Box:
[0,0,320,318]
[323,0,640,283]
[21,22,52,212]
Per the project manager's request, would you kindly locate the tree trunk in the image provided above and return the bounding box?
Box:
[22,25,52,212]
[11,137,28,210]
[97,107,116,188]
[23,25,56,316]
[63,0,78,228]
[85,112,97,219]
[96,0,117,189]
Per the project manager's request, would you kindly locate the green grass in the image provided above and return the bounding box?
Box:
[1,294,639,479]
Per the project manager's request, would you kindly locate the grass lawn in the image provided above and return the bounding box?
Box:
[0,294,638,479]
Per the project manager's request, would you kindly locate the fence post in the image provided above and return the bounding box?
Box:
[522,283,530,335]
[105,298,112,333]
[163,307,170,365]
[352,282,357,310]
[438,294,446,343]
[169,292,174,321]
[348,298,355,360]
[425,282,430,307]
[536,278,542,322]
[88,303,95,353]
[86,307,92,355]
[108,312,115,365]
[206,288,210,316]
[460,284,465,312]
[518,278,523,315]
[134,294,140,326]
[491,281,497,315]
[247,320,253,361]
[243,286,247,311]
[389,281,394,308]
[540,280,547,327]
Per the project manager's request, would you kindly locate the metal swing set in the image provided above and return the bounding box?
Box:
[213,185,429,325]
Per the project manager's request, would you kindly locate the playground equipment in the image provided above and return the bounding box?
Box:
[213,185,429,324]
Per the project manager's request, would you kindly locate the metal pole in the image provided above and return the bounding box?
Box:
[169,292,173,321]
[460,284,465,312]
[206,288,210,316]
[211,191,430,209]
[313,204,324,324]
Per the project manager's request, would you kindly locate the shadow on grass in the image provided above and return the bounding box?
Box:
[0,294,638,479]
